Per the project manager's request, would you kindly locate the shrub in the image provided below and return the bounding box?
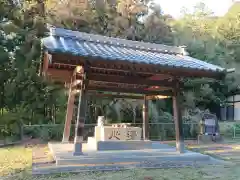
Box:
[0,112,22,141]
[23,125,64,141]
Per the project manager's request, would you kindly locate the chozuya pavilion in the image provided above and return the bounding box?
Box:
[40,26,227,156]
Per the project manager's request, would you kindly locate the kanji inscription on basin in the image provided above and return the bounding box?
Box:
[108,129,121,140]
[106,127,141,141]
[94,125,142,141]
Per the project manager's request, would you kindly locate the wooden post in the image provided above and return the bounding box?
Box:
[62,66,83,143]
[42,53,50,77]
[73,71,88,156]
[62,85,75,143]
[143,95,149,140]
[173,82,184,153]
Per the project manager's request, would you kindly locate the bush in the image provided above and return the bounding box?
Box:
[23,125,64,141]
[219,122,235,137]
[0,113,22,141]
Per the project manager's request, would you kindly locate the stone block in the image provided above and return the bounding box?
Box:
[94,126,142,141]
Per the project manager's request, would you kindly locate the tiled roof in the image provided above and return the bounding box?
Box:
[42,27,225,73]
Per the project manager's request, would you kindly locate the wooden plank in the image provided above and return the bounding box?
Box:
[62,85,75,142]
[73,71,88,156]
[72,80,82,88]
[50,63,76,70]
[50,53,223,79]
[71,89,81,95]
[146,95,170,100]
[173,82,184,153]
[73,66,84,75]
[42,52,50,76]
[85,92,170,100]
[47,68,72,83]
[143,96,149,140]
[88,73,174,87]
[88,81,149,90]
[148,74,172,80]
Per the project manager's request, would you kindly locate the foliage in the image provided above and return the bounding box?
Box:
[23,124,64,141]
[0,0,239,140]
[0,112,23,140]
[173,2,239,111]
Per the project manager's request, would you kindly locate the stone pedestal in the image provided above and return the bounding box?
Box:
[96,126,142,141]
[87,123,142,151]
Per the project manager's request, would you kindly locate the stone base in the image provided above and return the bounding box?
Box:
[198,135,222,143]
[34,142,229,175]
[87,137,171,151]
[48,142,213,166]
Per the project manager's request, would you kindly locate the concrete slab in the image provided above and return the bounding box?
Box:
[31,141,230,175]
[48,142,221,166]
[87,139,172,151]
[31,161,207,175]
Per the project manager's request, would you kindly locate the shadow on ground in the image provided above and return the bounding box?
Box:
[1,139,240,180]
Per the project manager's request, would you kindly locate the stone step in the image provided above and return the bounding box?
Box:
[32,160,219,175]
[55,152,211,165]
[86,140,173,151]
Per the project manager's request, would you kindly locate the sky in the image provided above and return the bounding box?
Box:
[154,0,235,18]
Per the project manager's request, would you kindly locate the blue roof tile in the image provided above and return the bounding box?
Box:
[41,27,225,73]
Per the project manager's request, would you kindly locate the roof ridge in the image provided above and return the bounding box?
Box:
[50,35,182,55]
[48,26,185,55]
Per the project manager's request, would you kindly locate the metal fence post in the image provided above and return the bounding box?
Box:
[233,126,236,139]
[161,124,164,141]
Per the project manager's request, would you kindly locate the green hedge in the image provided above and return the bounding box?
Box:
[23,125,65,141]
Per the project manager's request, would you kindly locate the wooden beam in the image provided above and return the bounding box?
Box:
[88,73,174,87]
[47,68,72,83]
[71,89,81,95]
[88,92,144,99]
[89,59,224,79]
[73,70,88,156]
[87,86,173,96]
[62,86,75,142]
[73,66,84,76]
[146,95,170,100]
[143,95,149,140]
[74,90,170,100]
[74,89,87,156]
[72,80,82,88]
[42,52,50,76]
[173,82,184,153]
[49,63,76,70]
[50,53,224,79]
[148,74,173,80]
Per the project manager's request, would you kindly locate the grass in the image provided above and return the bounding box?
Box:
[0,145,240,180]
[0,145,32,177]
